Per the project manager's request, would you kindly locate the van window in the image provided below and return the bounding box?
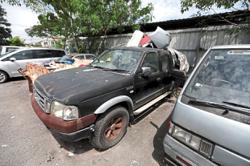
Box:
[10,50,34,60]
[32,50,65,59]
[184,49,250,108]
[6,47,19,53]
[51,50,65,57]
[33,50,50,59]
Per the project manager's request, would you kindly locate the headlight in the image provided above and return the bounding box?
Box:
[170,124,213,157]
[50,101,79,120]
[172,125,201,151]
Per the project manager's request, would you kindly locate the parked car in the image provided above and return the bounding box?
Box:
[0,46,23,55]
[73,53,96,61]
[163,45,250,166]
[0,48,66,83]
[71,53,96,66]
[44,54,96,68]
[31,47,186,150]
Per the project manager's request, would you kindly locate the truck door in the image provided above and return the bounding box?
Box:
[133,51,165,109]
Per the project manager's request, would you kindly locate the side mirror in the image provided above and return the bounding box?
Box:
[9,57,16,62]
[141,67,152,77]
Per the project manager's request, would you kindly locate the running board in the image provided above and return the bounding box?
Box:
[133,91,171,115]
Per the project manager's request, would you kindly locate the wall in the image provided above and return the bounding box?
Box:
[77,25,250,67]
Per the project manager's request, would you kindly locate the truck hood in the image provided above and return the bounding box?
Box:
[34,67,132,104]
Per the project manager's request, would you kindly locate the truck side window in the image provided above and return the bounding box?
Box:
[161,54,169,73]
[142,52,160,73]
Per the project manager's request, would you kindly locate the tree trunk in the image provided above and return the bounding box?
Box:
[74,36,79,53]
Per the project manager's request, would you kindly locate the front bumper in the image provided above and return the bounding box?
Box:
[31,95,96,142]
[50,124,94,142]
[163,134,217,166]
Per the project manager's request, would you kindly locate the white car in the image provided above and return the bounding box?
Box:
[0,47,66,83]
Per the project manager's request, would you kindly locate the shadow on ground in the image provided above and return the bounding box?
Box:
[9,77,25,82]
[52,133,94,154]
[151,99,175,166]
[151,119,168,166]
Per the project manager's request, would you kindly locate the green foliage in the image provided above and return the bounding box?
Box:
[8,36,25,46]
[5,0,153,52]
[181,0,250,12]
[24,0,153,37]
[0,5,11,45]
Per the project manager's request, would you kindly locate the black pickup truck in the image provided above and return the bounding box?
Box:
[31,47,185,150]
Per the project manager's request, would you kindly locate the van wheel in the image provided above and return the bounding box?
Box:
[0,71,8,83]
[91,106,129,150]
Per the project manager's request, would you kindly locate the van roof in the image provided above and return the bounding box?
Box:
[211,45,250,49]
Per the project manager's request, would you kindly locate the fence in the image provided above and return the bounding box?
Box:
[72,25,250,67]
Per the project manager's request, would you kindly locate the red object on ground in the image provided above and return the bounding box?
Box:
[79,64,86,67]
[139,35,151,47]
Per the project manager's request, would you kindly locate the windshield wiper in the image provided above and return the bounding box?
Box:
[91,65,106,69]
[222,101,250,110]
[91,65,128,73]
[189,99,250,116]
[104,68,128,73]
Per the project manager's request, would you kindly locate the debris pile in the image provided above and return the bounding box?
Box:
[18,64,50,92]
[127,26,171,49]
[18,58,89,92]
[126,26,189,73]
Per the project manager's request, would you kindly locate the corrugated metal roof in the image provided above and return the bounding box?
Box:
[105,10,250,36]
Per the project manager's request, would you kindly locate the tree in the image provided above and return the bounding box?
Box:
[180,0,250,34]
[181,0,250,13]
[0,5,11,45]
[8,36,25,46]
[22,0,153,52]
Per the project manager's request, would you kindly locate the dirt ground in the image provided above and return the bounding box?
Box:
[0,78,175,166]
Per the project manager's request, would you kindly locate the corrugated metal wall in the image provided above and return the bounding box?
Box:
[169,25,250,67]
[78,25,250,67]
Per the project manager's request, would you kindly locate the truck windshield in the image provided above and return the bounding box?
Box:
[91,49,142,73]
[184,48,250,110]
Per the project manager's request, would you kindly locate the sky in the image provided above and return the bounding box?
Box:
[1,0,238,43]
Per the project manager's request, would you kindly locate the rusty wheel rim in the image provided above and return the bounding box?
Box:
[104,117,125,141]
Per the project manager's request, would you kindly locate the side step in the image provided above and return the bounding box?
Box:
[133,91,171,116]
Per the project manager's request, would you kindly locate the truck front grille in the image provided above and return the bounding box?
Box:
[34,88,49,113]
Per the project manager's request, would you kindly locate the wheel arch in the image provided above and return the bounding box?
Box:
[94,95,133,115]
[0,69,10,81]
[0,69,10,77]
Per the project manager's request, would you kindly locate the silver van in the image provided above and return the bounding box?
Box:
[163,45,250,166]
[0,48,65,83]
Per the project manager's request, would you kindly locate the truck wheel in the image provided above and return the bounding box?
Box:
[91,106,129,150]
[0,71,8,83]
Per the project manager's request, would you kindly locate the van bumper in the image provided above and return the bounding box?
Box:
[163,134,217,166]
